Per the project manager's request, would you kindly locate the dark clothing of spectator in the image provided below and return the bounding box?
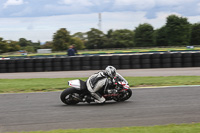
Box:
[72,48,77,54]
[67,48,75,56]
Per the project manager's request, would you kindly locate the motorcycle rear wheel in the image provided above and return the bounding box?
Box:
[60,87,80,105]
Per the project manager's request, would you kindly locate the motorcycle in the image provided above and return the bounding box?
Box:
[60,77,132,105]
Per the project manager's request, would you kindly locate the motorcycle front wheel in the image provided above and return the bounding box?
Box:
[60,87,80,105]
[114,89,132,102]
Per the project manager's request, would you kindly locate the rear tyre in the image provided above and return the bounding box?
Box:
[60,88,80,105]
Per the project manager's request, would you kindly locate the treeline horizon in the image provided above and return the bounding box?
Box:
[0,14,200,53]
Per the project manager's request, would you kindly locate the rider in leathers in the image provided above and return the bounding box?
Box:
[86,66,128,103]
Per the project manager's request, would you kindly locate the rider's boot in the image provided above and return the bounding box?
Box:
[91,92,106,104]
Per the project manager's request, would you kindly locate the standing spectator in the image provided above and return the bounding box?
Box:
[72,44,78,55]
[67,45,75,56]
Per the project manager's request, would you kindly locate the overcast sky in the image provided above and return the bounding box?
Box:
[0,0,200,42]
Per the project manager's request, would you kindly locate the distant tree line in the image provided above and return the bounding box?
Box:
[0,37,40,53]
[0,14,200,53]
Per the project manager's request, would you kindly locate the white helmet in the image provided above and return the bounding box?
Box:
[105,66,116,78]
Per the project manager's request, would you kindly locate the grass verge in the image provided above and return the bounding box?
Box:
[0,76,200,93]
[9,123,200,133]
[1,47,200,57]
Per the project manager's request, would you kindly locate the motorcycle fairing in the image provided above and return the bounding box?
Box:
[68,79,81,89]
[68,79,87,90]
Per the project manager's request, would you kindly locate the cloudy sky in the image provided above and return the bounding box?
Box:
[0,0,200,42]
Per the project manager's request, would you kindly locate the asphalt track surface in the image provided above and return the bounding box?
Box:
[1,67,200,132]
[1,67,200,79]
[1,86,200,132]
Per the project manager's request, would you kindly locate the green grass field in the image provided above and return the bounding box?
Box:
[9,123,200,133]
[1,76,200,93]
[1,46,200,57]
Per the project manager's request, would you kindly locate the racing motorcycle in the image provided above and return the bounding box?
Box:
[60,76,132,105]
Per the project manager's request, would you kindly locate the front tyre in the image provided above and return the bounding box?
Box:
[60,87,80,105]
[121,89,132,101]
[114,89,132,102]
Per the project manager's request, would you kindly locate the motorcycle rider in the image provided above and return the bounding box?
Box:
[86,65,128,104]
